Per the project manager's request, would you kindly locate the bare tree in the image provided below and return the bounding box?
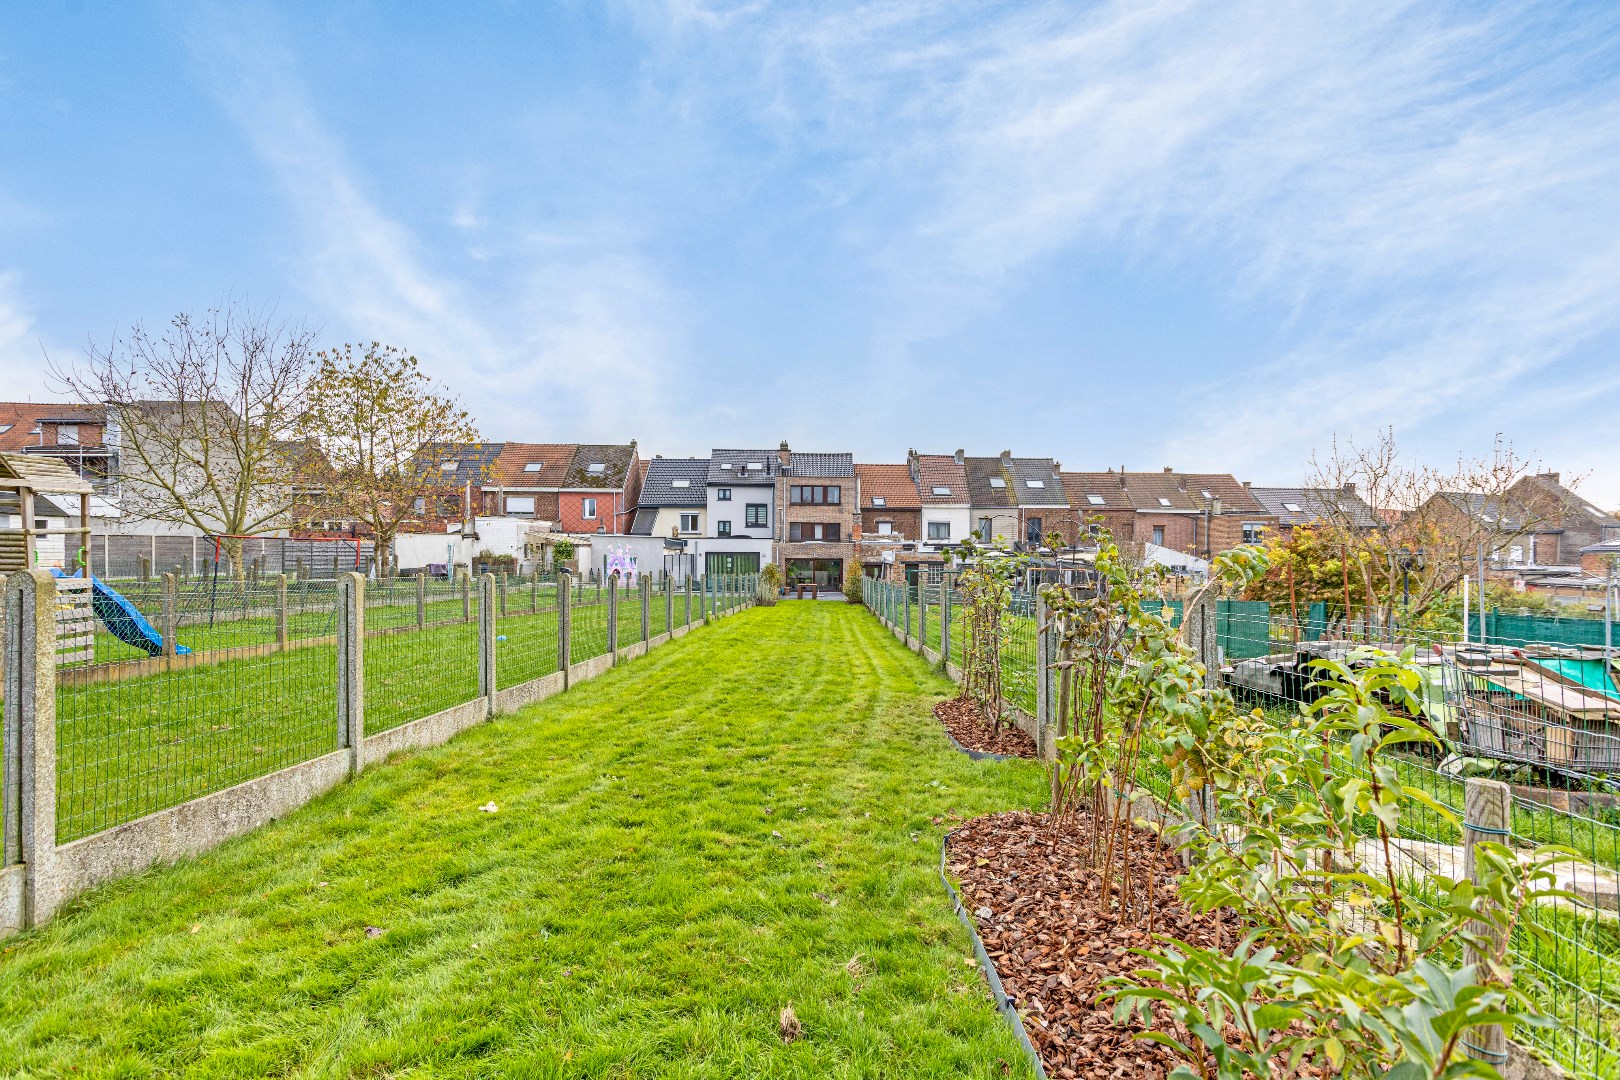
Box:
[296,344,483,577]
[1307,429,1564,629]
[52,303,317,575]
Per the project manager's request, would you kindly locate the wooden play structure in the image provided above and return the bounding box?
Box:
[0,452,97,663]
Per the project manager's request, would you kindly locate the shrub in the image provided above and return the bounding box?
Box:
[759,562,783,606]
[843,563,865,604]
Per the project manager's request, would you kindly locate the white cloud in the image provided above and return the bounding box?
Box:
[183,7,677,445]
[0,272,53,396]
[631,1,1620,491]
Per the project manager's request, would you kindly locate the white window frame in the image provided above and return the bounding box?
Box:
[680,512,699,533]
[582,497,598,520]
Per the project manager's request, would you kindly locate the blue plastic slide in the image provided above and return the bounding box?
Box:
[50,568,191,657]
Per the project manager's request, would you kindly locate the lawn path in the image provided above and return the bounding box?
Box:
[0,603,1048,1079]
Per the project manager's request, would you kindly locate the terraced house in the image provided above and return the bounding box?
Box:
[775,442,856,589]
[557,442,643,534]
[705,448,777,577]
[963,451,1075,549]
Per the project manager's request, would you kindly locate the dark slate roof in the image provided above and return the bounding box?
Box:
[638,457,710,507]
[1436,492,1529,530]
[1250,486,1379,528]
[1003,456,1067,507]
[963,456,1016,508]
[708,449,778,484]
[564,443,637,489]
[786,451,854,478]
[416,442,503,487]
[628,507,659,535]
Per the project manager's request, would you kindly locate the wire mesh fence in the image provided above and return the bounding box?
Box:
[54,583,342,843]
[363,577,480,733]
[495,576,561,691]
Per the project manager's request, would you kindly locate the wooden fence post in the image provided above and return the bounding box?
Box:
[1463,777,1512,1069]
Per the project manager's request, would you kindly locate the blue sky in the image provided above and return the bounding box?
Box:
[2,2,1618,505]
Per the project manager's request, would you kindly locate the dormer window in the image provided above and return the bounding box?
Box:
[587,463,606,475]
[931,486,951,496]
[988,477,1005,488]
[523,462,544,473]
[1025,479,1045,489]
[871,496,886,506]
[671,479,690,489]
[1086,495,1105,506]
[1158,497,1172,507]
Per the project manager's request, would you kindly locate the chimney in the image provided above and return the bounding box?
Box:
[777,440,791,470]
[1342,483,1356,495]
[1537,471,1561,485]
[1000,450,1012,464]
[1212,497,1222,516]
[954,448,964,464]
[1163,466,1173,474]
[1241,480,1250,488]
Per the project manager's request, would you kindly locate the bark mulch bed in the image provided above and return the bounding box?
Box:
[947,810,1233,1080]
[934,697,1038,758]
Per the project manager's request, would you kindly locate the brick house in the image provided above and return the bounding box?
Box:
[1505,472,1620,568]
[854,462,923,582]
[1059,471,1137,542]
[483,442,576,523]
[557,442,643,535]
[1179,473,1279,552]
[775,441,856,588]
[1098,469,1276,557]
[629,456,710,540]
[1580,540,1620,579]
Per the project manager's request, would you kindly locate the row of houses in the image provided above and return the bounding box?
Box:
[4,400,1616,598]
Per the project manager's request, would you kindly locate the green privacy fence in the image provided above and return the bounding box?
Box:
[1468,610,1613,650]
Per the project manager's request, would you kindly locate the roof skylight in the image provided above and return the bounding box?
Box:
[1283,502,1303,513]
[523,462,544,472]
[439,461,458,471]
[671,479,690,488]
[1026,479,1045,489]
[587,463,606,474]
[988,477,1005,488]
[871,496,886,506]
[1158,497,1172,507]
[931,485,951,496]
[1087,494,1105,505]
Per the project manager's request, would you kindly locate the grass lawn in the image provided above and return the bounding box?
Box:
[3,602,1048,1078]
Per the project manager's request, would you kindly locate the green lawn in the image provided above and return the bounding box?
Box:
[3,602,1047,1078]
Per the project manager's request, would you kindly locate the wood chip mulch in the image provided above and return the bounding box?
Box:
[947,810,1235,1080]
[934,697,1038,757]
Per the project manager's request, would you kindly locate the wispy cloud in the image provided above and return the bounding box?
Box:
[628,1,1620,498]
[0,271,50,394]
[182,7,678,443]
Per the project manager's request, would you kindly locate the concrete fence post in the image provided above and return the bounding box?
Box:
[685,575,694,627]
[1463,777,1512,1069]
[530,573,539,614]
[640,575,651,642]
[337,572,365,775]
[558,570,572,687]
[607,575,620,664]
[478,573,497,713]
[919,574,929,649]
[276,573,289,649]
[460,568,471,623]
[138,554,151,581]
[416,574,426,629]
[1035,587,1052,758]
[904,573,913,644]
[4,570,61,928]
[941,572,952,667]
[160,572,179,662]
[665,573,674,634]
[499,572,509,618]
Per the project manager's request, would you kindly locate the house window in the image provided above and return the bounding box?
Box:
[876,520,893,535]
[988,477,1005,489]
[0,424,10,434]
[582,498,597,519]
[1026,517,1043,546]
[438,496,459,516]
[439,461,458,472]
[1509,545,1524,564]
[506,496,536,517]
[745,503,768,528]
[587,463,606,475]
[717,488,732,501]
[927,521,950,541]
[790,485,841,505]
[56,424,79,445]
[1157,497,1172,507]
[1152,526,1165,545]
[1086,494,1105,506]
[671,479,690,489]
[680,513,699,533]
[788,522,841,542]
[412,497,426,514]
[718,520,732,537]
[1025,479,1045,489]
[871,496,886,507]
[1242,522,1264,545]
[523,462,544,473]
[977,518,992,541]
[1283,502,1303,513]
[931,486,951,496]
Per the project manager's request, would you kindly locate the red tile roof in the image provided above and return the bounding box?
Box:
[491,443,576,487]
[913,453,968,504]
[855,463,920,509]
